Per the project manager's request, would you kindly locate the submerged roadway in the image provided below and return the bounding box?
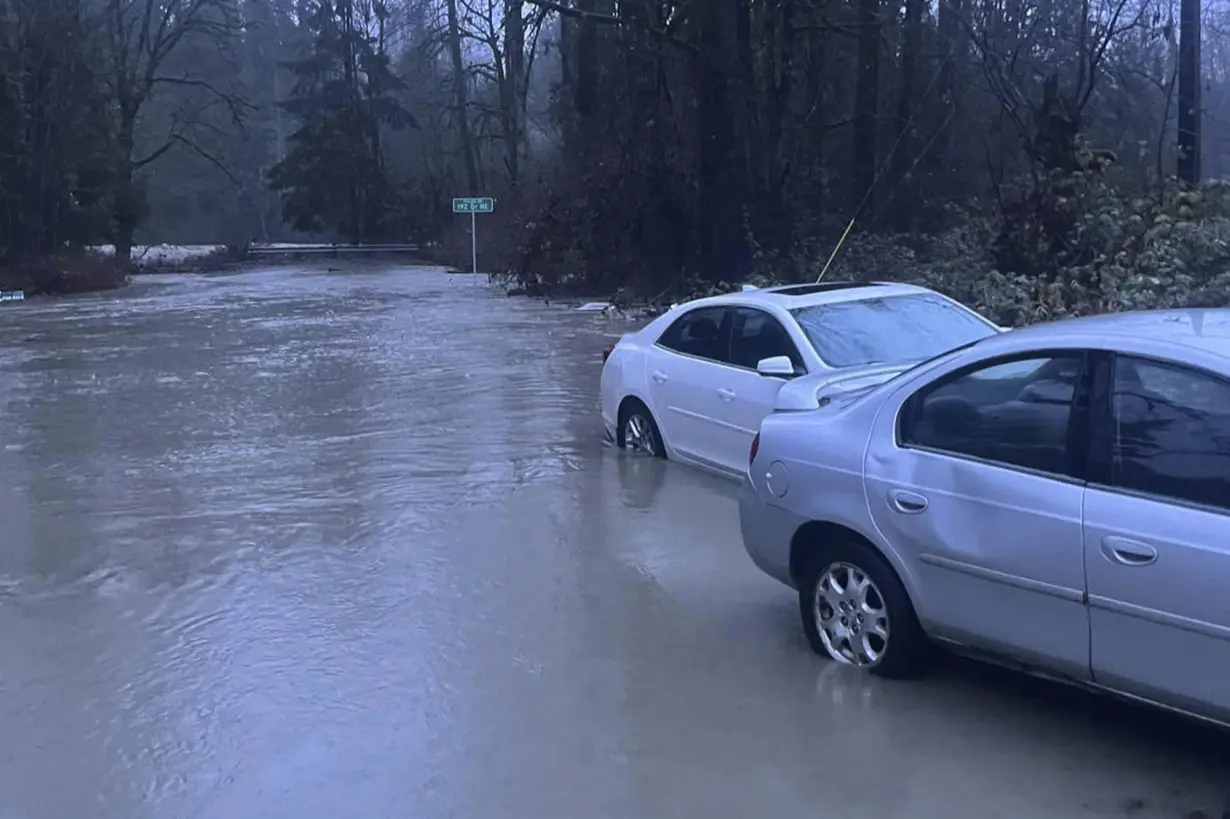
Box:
[0,265,1225,819]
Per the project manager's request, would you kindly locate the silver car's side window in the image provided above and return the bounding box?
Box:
[900,353,1085,476]
[1110,355,1230,511]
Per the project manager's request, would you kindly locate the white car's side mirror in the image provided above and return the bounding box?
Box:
[756,356,796,378]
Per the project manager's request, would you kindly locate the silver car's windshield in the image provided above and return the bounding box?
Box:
[790,293,997,368]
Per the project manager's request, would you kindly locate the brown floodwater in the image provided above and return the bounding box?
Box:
[0,265,1225,819]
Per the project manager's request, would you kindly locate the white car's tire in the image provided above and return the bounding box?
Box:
[617,399,666,459]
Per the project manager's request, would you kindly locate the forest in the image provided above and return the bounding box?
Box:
[3,0,1230,323]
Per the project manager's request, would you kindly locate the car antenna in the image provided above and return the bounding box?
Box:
[815,217,857,283]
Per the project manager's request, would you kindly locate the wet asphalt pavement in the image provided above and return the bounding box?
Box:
[0,265,1227,819]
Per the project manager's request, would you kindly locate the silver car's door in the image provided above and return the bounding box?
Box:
[1082,352,1230,723]
[864,351,1093,679]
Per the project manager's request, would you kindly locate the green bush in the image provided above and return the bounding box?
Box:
[777,172,1230,327]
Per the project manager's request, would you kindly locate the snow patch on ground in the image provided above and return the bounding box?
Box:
[253,242,338,249]
[90,244,227,266]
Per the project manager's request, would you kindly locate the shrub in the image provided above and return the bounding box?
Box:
[759,175,1230,327]
[0,253,129,296]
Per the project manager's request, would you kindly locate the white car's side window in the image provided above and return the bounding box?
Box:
[729,307,805,371]
[655,307,730,363]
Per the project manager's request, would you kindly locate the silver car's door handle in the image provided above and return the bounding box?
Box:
[887,489,928,514]
[652,371,667,383]
[1100,536,1158,567]
[717,388,735,401]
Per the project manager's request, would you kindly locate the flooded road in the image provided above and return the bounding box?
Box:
[0,265,1225,819]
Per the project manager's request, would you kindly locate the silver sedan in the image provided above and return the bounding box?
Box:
[740,308,1230,727]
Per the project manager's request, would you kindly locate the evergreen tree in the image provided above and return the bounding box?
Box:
[267,0,415,242]
[0,0,118,255]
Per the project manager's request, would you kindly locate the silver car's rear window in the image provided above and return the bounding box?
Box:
[790,293,997,368]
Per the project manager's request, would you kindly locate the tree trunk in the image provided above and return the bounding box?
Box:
[1177,0,1201,184]
[889,0,922,229]
[573,0,598,121]
[445,0,480,194]
[759,0,795,251]
[502,0,524,185]
[807,6,828,212]
[851,0,880,212]
[695,0,749,282]
[113,118,139,261]
[736,0,754,181]
[931,0,962,183]
[557,8,574,135]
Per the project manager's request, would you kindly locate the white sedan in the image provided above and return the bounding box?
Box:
[600,281,1003,476]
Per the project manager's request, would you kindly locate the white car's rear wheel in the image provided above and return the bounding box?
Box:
[618,400,665,459]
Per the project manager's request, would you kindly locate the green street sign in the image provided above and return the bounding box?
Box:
[452,197,494,214]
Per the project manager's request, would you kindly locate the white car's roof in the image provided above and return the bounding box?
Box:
[682,281,936,311]
[978,308,1230,359]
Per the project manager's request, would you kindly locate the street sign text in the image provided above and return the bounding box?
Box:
[452,197,494,214]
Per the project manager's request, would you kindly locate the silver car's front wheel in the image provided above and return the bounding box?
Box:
[798,540,928,679]
[813,562,890,667]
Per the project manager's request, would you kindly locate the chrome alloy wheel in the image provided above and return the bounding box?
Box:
[813,561,891,667]
[622,413,658,456]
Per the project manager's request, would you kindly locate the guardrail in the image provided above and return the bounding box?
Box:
[247,243,422,255]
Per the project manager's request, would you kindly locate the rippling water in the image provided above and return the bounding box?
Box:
[0,266,1225,819]
[0,267,641,816]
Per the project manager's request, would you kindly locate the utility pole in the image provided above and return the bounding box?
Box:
[1177,0,1202,185]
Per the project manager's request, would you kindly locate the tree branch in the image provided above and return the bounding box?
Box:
[150,75,254,128]
[1074,0,1146,115]
[134,130,238,185]
[519,0,698,55]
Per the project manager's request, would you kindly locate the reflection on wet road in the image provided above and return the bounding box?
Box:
[0,266,1225,819]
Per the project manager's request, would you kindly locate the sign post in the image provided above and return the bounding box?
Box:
[451,197,494,275]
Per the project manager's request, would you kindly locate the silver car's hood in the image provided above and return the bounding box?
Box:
[774,362,913,411]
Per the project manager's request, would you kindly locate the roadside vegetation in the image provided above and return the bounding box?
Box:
[1,0,1227,315]
[0,254,129,297]
[0,247,249,297]
[810,177,1230,327]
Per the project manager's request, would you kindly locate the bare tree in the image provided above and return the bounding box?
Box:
[101,0,248,258]
[967,0,1147,172]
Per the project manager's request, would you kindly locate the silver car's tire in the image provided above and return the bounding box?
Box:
[618,400,666,459]
[798,539,927,679]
